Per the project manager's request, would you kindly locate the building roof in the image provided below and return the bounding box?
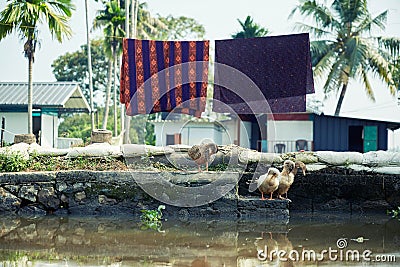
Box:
[0,82,90,113]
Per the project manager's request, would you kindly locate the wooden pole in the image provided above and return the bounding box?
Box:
[1,117,5,147]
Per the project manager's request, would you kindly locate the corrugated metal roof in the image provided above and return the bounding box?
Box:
[0,82,90,111]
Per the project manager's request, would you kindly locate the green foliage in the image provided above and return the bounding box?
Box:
[140,205,165,222]
[0,151,28,172]
[387,207,400,220]
[58,107,155,145]
[157,15,205,40]
[58,113,93,143]
[140,205,165,232]
[52,39,108,103]
[208,163,228,172]
[231,16,270,39]
[291,0,400,115]
[28,155,126,172]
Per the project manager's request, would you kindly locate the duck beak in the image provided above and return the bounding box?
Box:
[289,165,294,172]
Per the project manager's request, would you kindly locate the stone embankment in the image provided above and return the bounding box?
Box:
[1,143,400,217]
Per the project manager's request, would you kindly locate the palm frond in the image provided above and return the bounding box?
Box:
[312,41,338,77]
[344,36,370,78]
[355,10,387,35]
[377,37,400,59]
[359,67,375,101]
[293,22,332,38]
[332,0,368,24]
[290,0,337,29]
[368,49,397,95]
[322,53,348,94]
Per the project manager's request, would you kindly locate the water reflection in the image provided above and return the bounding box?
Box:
[0,213,399,266]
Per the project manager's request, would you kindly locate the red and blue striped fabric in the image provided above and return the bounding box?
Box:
[120,39,209,117]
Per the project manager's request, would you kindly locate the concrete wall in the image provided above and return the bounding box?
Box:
[0,112,28,144]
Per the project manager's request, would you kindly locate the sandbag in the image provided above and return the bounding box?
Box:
[314,151,363,166]
[122,144,174,157]
[0,143,30,160]
[66,143,122,158]
[372,167,400,175]
[28,143,69,156]
[363,151,400,166]
[238,150,283,164]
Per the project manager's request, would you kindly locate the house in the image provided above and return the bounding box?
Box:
[151,114,252,148]
[0,82,90,148]
[151,110,400,153]
[255,111,400,153]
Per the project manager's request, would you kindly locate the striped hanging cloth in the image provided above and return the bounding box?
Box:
[120,39,209,117]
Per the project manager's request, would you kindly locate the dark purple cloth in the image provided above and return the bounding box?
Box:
[213,33,314,114]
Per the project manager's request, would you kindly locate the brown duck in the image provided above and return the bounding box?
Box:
[187,143,218,172]
[257,167,281,200]
[277,160,306,199]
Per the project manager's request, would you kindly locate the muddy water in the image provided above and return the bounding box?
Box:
[0,212,399,266]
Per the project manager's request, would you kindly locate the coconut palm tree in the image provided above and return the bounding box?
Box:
[0,0,74,134]
[231,15,269,39]
[290,0,400,115]
[94,0,125,135]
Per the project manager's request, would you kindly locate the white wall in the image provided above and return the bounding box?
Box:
[41,114,58,148]
[0,112,28,144]
[267,120,313,152]
[272,121,313,141]
[153,120,247,147]
[240,121,252,149]
[154,122,185,146]
[388,129,400,151]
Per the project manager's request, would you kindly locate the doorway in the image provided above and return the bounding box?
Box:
[33,114,41,144]
[348,126,363,152]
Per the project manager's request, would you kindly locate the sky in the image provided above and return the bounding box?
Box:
[0,0,399,146]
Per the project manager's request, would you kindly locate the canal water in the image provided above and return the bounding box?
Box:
[0,212,399,266]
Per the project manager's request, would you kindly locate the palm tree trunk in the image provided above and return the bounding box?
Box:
[27,55,33,135]
[113,46,118,137]
[122,0,134,144]
[85,0,95,131]
[102,59,113,129]
[334,83,348,116]
[118,58,125,136]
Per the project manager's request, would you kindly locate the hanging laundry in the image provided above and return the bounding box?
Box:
[120,39,210,117]
[213,33,314,114]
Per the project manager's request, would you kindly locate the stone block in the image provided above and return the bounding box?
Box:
[91,129,112,144]
[18,185,39,202]
[38,186,60,210]
[14,134,36,144]
[0,187,21,213]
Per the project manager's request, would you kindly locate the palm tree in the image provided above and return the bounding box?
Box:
[0,0,74,134]
[290,0,400,115]
[231,15,269,39]
[94,0,125,135]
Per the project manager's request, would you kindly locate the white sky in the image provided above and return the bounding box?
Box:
[0,0,399,145]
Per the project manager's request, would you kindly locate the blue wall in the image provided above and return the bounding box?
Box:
[312,114,388,151]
